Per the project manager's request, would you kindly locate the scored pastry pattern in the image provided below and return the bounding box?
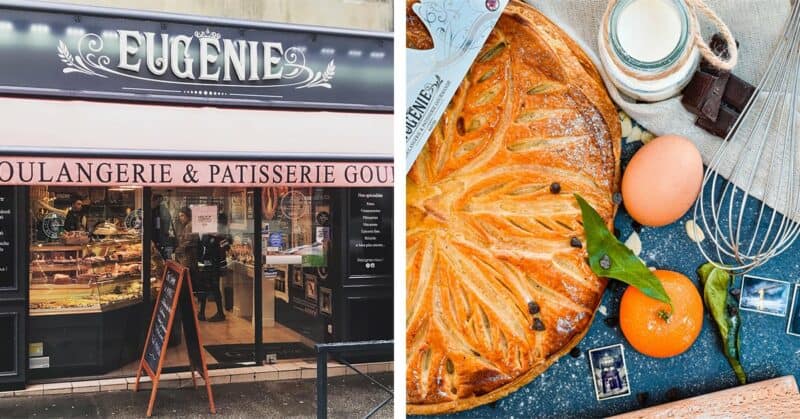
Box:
[406,1,621,413]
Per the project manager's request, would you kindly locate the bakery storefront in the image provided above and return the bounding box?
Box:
[0,1,393,390]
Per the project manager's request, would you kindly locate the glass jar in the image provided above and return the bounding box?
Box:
[598,0,700,102]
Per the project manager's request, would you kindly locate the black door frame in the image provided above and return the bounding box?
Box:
[0,186,29,391]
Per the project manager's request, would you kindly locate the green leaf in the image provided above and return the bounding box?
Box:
[574,194,671,305]
[699,263,730,338]
[726,315,747,384]
[697,263,747,384]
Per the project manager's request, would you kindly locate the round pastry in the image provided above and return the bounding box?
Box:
[406,1,621,414]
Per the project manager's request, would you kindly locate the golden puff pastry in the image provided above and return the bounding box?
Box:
[406,0,622,414]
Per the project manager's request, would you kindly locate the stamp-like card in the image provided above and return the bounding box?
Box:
[739,275,792,317]
[787,284,800,337]
[588,344,631,401]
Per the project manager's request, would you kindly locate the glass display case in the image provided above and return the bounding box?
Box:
[28,186,148,315]
[30,239,144,314]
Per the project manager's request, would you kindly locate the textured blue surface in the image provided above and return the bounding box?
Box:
[413,138,800,419]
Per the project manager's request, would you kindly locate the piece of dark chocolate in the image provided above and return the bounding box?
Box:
[696,103,739,138]
[723,73,755,113]
[682,71,717,115]
[700,71,730,122]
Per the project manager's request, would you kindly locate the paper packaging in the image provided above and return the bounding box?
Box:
[405,0,509,173]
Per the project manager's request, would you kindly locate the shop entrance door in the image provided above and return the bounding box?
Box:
[0,186,28,391]
[151,187,260,368]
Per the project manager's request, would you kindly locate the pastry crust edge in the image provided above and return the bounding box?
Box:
[408,306,600,415]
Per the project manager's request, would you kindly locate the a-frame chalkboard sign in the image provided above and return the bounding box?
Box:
[135,261,215,417]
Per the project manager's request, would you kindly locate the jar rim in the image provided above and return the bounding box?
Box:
[608,0,691,72]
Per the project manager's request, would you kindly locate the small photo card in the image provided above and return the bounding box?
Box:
[787,284,800,337]
[739,275,792,317]
[588,344,631,401]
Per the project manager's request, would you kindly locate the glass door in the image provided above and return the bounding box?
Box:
[151,188,255,368]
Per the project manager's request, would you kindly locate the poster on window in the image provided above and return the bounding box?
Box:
[191,205,218,234]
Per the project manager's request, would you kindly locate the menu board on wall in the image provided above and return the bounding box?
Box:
[348,188,393,277]
[0,188,15,289]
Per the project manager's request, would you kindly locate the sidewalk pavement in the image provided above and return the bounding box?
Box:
[0,373,393,418]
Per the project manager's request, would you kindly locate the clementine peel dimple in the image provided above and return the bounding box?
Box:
[619,270,704,358]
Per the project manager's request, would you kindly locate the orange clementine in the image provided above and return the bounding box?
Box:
[619,270,703,358]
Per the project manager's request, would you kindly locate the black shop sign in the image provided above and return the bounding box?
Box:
[0,1,392,111]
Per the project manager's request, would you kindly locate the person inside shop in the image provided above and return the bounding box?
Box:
[63,194,86,232]
[197,212,231,322]
[152,194,173,258]
[174,206,199,282]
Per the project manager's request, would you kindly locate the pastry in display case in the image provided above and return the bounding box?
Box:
[29,239,145,315]
[28,185,149,315]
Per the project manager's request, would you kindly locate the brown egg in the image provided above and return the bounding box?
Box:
[622,135,703,227]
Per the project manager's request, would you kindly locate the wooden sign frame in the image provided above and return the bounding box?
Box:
[135,261,216,417]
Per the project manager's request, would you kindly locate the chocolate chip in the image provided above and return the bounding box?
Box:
[570,237,582,248]
[728,305,739,316]
[665,387,680,402]
[604,316,619,328]
[569,347,581,358]
[612,192,623,205]
[528,300,540,315]
[600,254,611,270]
[730,288,741,297]
[549,182,561,194]
[532,318,546,331]
[631,220,643,233]
[636,392,649,406]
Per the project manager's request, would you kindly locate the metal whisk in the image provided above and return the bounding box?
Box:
[694,0,800,275]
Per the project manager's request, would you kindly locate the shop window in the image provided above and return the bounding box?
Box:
[264,187,331,342]
[28,186,148,314]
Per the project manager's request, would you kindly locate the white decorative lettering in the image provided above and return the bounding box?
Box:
[170,35,195,79]
[261,42,283,80]
[199,37,221,81]
[144,32,169,76]
[118,30,143,72]
[222,39,247,82]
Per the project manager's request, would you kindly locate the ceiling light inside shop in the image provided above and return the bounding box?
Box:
[0,21,13,32]
[101,30,118,38]
[320,47,335,55]
[30,23,50,34]
[66,26,85,36]
[369,51,385,59]
[348,49,362,57]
